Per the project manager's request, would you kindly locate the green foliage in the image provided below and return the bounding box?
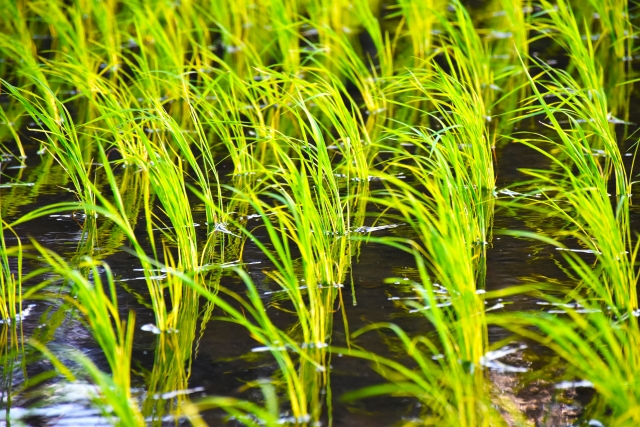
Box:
[0,0,637,425]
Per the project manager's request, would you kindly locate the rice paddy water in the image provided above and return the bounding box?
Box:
[1,0,639,425]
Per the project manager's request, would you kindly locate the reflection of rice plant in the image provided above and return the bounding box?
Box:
[0,222,22,325]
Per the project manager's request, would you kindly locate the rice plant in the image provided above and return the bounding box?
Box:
[30,242,145,426]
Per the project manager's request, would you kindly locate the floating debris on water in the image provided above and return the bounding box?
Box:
[554,380,594,389]
[555,247,602,255]
[408,301,453,313]
[209,222,240,237]
[153,386,205,400]
[353,223,404,233]
[0,182,34,188]
[140,324,178,334]
[251,341,328,353]
[480,344,528,373]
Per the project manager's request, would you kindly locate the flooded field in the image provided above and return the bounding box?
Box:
[1,0,640,426]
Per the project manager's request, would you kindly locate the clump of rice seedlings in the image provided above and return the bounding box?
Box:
[385,0,507,152]
[398,61,495,216]
[227,149,360,422]
[31,242,144,427]
[533,0,631,122]
[251,67,373,178]
[0,1,61,125]
[338,64,500,425]
[296,0,395,124]
[514,52,634,311]
[490,227,640,424]
[508,136,635,312]
[341,161,498,425]
[131,119,201,272]
[1,82,98,210]
[311,26,390,122]
[185,67,271,176]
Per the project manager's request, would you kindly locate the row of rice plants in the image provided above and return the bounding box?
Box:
[494,1,640,424]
